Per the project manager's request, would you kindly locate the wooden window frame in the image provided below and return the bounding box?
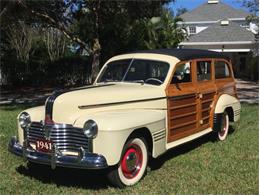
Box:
[166,60,196,90]
[193,58,214,83]
[213,59,234,81]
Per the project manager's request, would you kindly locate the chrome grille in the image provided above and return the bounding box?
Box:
[27,122,89,152]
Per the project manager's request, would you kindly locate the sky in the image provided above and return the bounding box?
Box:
[169,0,250,14]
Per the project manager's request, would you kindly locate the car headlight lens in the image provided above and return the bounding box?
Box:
[83,120,98,138]
[19,112,31,129]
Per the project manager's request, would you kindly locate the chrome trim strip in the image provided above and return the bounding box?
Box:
[154,136,165,142]
[27,122,90,153]
[78,97,166,109]
[153,129,166,142]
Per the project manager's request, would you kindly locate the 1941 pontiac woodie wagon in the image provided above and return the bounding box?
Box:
[9,48,241,187]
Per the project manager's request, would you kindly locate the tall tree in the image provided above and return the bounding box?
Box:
[1,0,180,83]
[69,0,174,82]
[142,9,186,49]
[6,21,33,71]
[43,27,67,62]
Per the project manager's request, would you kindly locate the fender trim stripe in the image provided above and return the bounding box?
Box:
[78,97,167,109]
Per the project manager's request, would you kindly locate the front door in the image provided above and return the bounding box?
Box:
[166,61,199,143]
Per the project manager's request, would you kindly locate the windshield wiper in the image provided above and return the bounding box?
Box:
[124,80,145,84]
[103,79,118,83]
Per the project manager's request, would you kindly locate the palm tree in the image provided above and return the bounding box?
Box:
[143,9,187,49]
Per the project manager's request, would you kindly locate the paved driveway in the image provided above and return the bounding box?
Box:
[236,79,258,104]
[0,79,258,105]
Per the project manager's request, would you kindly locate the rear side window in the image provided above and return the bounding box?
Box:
[197,61,211,81]
[215,61,231,79]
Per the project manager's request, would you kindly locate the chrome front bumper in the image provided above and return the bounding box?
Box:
[8,136,108,169]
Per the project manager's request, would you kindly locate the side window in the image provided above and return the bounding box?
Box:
[215,61,230,79]
[171,62,191,84]
[197,61,211,81]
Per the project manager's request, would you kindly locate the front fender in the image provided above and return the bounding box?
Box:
[74,109,166,165]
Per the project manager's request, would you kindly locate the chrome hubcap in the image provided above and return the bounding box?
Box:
[121,144,143,179]
[126,152,138,171]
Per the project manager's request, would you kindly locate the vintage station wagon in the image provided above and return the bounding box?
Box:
[9,49,241,187]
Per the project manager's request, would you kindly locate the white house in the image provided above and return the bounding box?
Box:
[178,0,258,79]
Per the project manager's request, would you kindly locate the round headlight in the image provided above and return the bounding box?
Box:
[19,112,31,129]
[83,120,98,138]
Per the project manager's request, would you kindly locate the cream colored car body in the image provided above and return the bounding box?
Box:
[16,53,240,166]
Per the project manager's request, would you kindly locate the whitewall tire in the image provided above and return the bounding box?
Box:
[107,137,148,188]
[217,112,229,141]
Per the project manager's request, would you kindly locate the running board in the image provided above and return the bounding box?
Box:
[166,128,213,150]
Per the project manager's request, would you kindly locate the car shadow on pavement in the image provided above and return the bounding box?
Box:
[16,163,112,189]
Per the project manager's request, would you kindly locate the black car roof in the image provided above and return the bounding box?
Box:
[128,48,229,61]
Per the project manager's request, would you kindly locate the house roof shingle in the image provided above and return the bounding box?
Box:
[180,1,249,22]
[182,21,255,43]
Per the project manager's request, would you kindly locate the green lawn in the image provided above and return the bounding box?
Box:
[0,104,258,194]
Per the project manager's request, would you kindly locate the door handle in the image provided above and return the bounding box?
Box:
[197,93,203,99]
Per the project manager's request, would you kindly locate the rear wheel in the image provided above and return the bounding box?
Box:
[107,137,148,188]
[217,112,229,141]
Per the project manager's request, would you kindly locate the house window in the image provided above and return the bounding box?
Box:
[189,26,196,34]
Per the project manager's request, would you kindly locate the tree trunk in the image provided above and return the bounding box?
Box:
[90,38,101,84]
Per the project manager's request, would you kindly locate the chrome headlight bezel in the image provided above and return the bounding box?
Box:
[83,120,98,139]
[19,112,31,129]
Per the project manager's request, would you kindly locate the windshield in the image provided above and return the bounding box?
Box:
[97,59,170,85]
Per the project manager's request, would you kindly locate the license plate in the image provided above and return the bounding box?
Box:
[36,139,53,153]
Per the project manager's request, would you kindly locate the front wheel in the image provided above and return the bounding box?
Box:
[217,112,229,141]
[107,137,148,188]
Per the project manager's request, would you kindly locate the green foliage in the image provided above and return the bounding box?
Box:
[0,104,258,194]
[0,0,188,87]
[240,0,259,15]
[1,53,91,87]
[142,10,186,49]
[46,56,92,86]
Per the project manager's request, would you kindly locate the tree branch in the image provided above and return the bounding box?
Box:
[17,0,92,54]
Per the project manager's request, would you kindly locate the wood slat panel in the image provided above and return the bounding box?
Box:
[169,104,196,116]
[168,126,197,142]
[169,102,197,110]
[167,93,198,142]
[170,118,197,129]
[170,111,197,120]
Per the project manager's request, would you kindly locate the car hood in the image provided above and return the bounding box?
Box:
[51,82,166,124]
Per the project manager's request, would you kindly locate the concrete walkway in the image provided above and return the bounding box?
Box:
[0,79,258,105]
[236,79,258,104]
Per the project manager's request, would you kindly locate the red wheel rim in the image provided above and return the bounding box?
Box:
[121,144,143,179]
